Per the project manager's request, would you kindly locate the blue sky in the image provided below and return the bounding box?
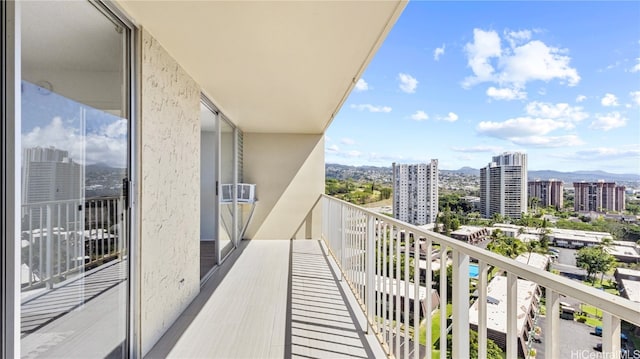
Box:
[325,1,640,174]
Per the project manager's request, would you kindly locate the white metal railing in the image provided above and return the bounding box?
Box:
[20,196,125,291]
[320,194,640,359]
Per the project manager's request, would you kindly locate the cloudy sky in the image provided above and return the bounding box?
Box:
[325,1,640,174]
[22,81,127,168]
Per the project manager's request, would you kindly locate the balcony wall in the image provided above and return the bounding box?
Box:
[244,133,324,240]
[138,29,201,355]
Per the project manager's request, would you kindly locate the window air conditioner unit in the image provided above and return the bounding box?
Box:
[221,183,256,203]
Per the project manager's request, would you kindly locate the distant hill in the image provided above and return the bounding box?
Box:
[326,163,640,186]
[528,170,640,184]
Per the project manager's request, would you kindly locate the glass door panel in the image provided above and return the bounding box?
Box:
[19,1,129,357]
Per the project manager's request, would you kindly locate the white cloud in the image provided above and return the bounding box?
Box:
[509,135,583,147]
[525,101,588,123]
[434,44,445,61]
[22,117,127,168]
[630,91,640,106]
[340,137,356,145]
[504,29,532,47]
[630,58,640,73]
[463,28,580,91]
[576,95,587,103]
[590,112,628,131]
[477,117,574,138]
[410,110,429,121]
[398,73,418,93]
[463,29,502,86]
[573,146,640,160]
[601,93,619,107]
[355,78,369,92]
[350,104,392,113]
[486,86,527,101]
[326,144,339,153]
[451,145,504,153]
[439,112,459,122]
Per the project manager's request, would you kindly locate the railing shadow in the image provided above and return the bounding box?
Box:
[286,240,376,359]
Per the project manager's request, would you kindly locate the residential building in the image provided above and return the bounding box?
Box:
[2,2,637,359]
[528,179,563,210]
[480,152,528,219]
[392,160,438,225]
[574,181,626,213]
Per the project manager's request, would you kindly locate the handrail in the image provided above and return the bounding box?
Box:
[320,194,639,359]
[321,194,639,325]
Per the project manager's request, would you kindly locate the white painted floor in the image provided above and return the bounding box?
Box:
[146,239,386,358]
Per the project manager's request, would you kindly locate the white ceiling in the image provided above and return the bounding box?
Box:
[116,0,406,134]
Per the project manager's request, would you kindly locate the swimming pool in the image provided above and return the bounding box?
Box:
[469,263,479,278]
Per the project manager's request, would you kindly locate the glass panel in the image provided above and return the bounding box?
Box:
[200,102,218,277]
[219,119,235,259]
[20,2,129,357]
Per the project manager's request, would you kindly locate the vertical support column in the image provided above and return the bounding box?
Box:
[452,250,469,359]
[366,214,375,332]
[413,234,419,359]
[395,228,401,358]
[506,273,518,359]
[545,288,559,359]
[602,312,621,358]
[478,261,488,359]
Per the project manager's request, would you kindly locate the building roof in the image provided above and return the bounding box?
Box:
[515,253,549,271]
[451,225,487,236]
[469,276,538,335]
[620,279,640,303]
[616,268,640,277]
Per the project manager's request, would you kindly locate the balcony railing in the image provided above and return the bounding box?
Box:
[320,194,640,359]
[20,196,125,291]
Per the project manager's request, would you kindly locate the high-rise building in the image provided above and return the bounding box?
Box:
[21,147,82,227]
[574,181,625,212]
[480,152,527,219]
[392,160,438,225]
[528,179,564,210]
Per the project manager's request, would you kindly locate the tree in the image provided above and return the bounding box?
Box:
[487,233,526,258]
[445,329,503,359]
[575,246,617,284]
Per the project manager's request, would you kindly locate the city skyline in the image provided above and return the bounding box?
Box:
[325,1,640,174]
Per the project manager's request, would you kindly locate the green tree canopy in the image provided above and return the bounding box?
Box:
[575,246,617,283]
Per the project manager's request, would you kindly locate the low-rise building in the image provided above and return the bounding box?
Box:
[450,226,489,244]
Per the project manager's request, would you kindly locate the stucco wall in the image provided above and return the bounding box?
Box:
[139,29,201,355]
[243,133,324,240]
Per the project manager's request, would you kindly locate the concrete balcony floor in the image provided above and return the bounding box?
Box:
[147,239,386,358]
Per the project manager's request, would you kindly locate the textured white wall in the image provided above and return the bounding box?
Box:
[139,29,201,355]
[243,134,324,240]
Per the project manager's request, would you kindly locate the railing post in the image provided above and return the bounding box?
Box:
[366,214,375,333]
[339,203,345,281]
[545,288,560,359]
[46,204,53,289]
[452,249,470,359]
[478,261,488,359]
[602,312,621,358]
[506,272,518,359]
[439,246,447,359]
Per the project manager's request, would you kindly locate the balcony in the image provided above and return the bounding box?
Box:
[140,194,638,359]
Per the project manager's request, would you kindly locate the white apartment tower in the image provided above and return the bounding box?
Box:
[392,160,438,225]
[480,152,528,219]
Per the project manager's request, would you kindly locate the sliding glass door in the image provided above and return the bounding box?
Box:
[18,2,132,357]
[219,117,236,260]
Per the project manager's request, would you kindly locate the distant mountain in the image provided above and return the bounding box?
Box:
[325,163,639,186]
[528,170,640,184]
